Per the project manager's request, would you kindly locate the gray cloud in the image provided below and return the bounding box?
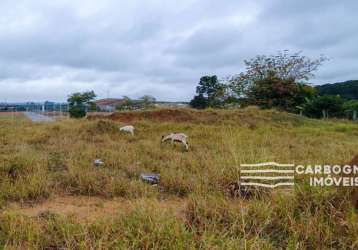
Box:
[0,0,357,102]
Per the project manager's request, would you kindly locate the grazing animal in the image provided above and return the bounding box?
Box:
[120,125,135,135]
[161,133,189,150]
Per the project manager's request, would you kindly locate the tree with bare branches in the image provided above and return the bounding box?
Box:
[229,51,327,110]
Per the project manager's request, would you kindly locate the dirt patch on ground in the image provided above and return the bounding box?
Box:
[4,195,186,223]
[87,108,298,127]
[0,112,25,118]
[0,112,23,115]
[88,109,245,125]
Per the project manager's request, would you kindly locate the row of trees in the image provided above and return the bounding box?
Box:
[301,96,358,119]
[190,51,358,120]
[116,95,156,110]
[67,92,157,118]
[66,51,357,120]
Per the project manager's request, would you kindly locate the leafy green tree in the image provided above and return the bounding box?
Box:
[190,75,227,108]
[67,91,96,118]
[229,51,326,111]
[294,83,316,114]
[343,100,358,120]
[247,75,298,111]
[233,50,326,85]
[227,75,250,99]
[116,95,156,110]
[189,94,209,109]
[295,83,316,104]
[139,95,156,109]
[302,95,344,118]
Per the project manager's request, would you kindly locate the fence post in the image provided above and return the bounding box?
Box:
[322,109,327,119]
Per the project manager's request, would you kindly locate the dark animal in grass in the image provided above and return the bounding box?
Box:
[8,167,19,183]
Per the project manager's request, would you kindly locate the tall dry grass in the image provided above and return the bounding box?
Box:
[0,108,357,249]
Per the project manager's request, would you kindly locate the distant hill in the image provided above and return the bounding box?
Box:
[315,80,358,100]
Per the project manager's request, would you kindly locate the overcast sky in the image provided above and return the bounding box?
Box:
[0,0,357,102]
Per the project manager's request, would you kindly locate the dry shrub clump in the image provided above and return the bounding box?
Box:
[86,120,120,135]
[184,188,358,249]
[54,168,157,199]
[0,155,50,203]
[0,207,196,249]
[348,154,358,209]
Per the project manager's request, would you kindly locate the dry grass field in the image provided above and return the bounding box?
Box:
[0,107,358,249]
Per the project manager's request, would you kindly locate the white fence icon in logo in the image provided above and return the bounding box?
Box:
[239,162,295,188]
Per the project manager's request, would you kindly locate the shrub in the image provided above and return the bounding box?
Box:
[69,105,86,118]
[303,95,344,118]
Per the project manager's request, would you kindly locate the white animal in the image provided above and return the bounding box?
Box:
[94,159,104,167]
[120,125,135,135]
[161,133,189,150]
